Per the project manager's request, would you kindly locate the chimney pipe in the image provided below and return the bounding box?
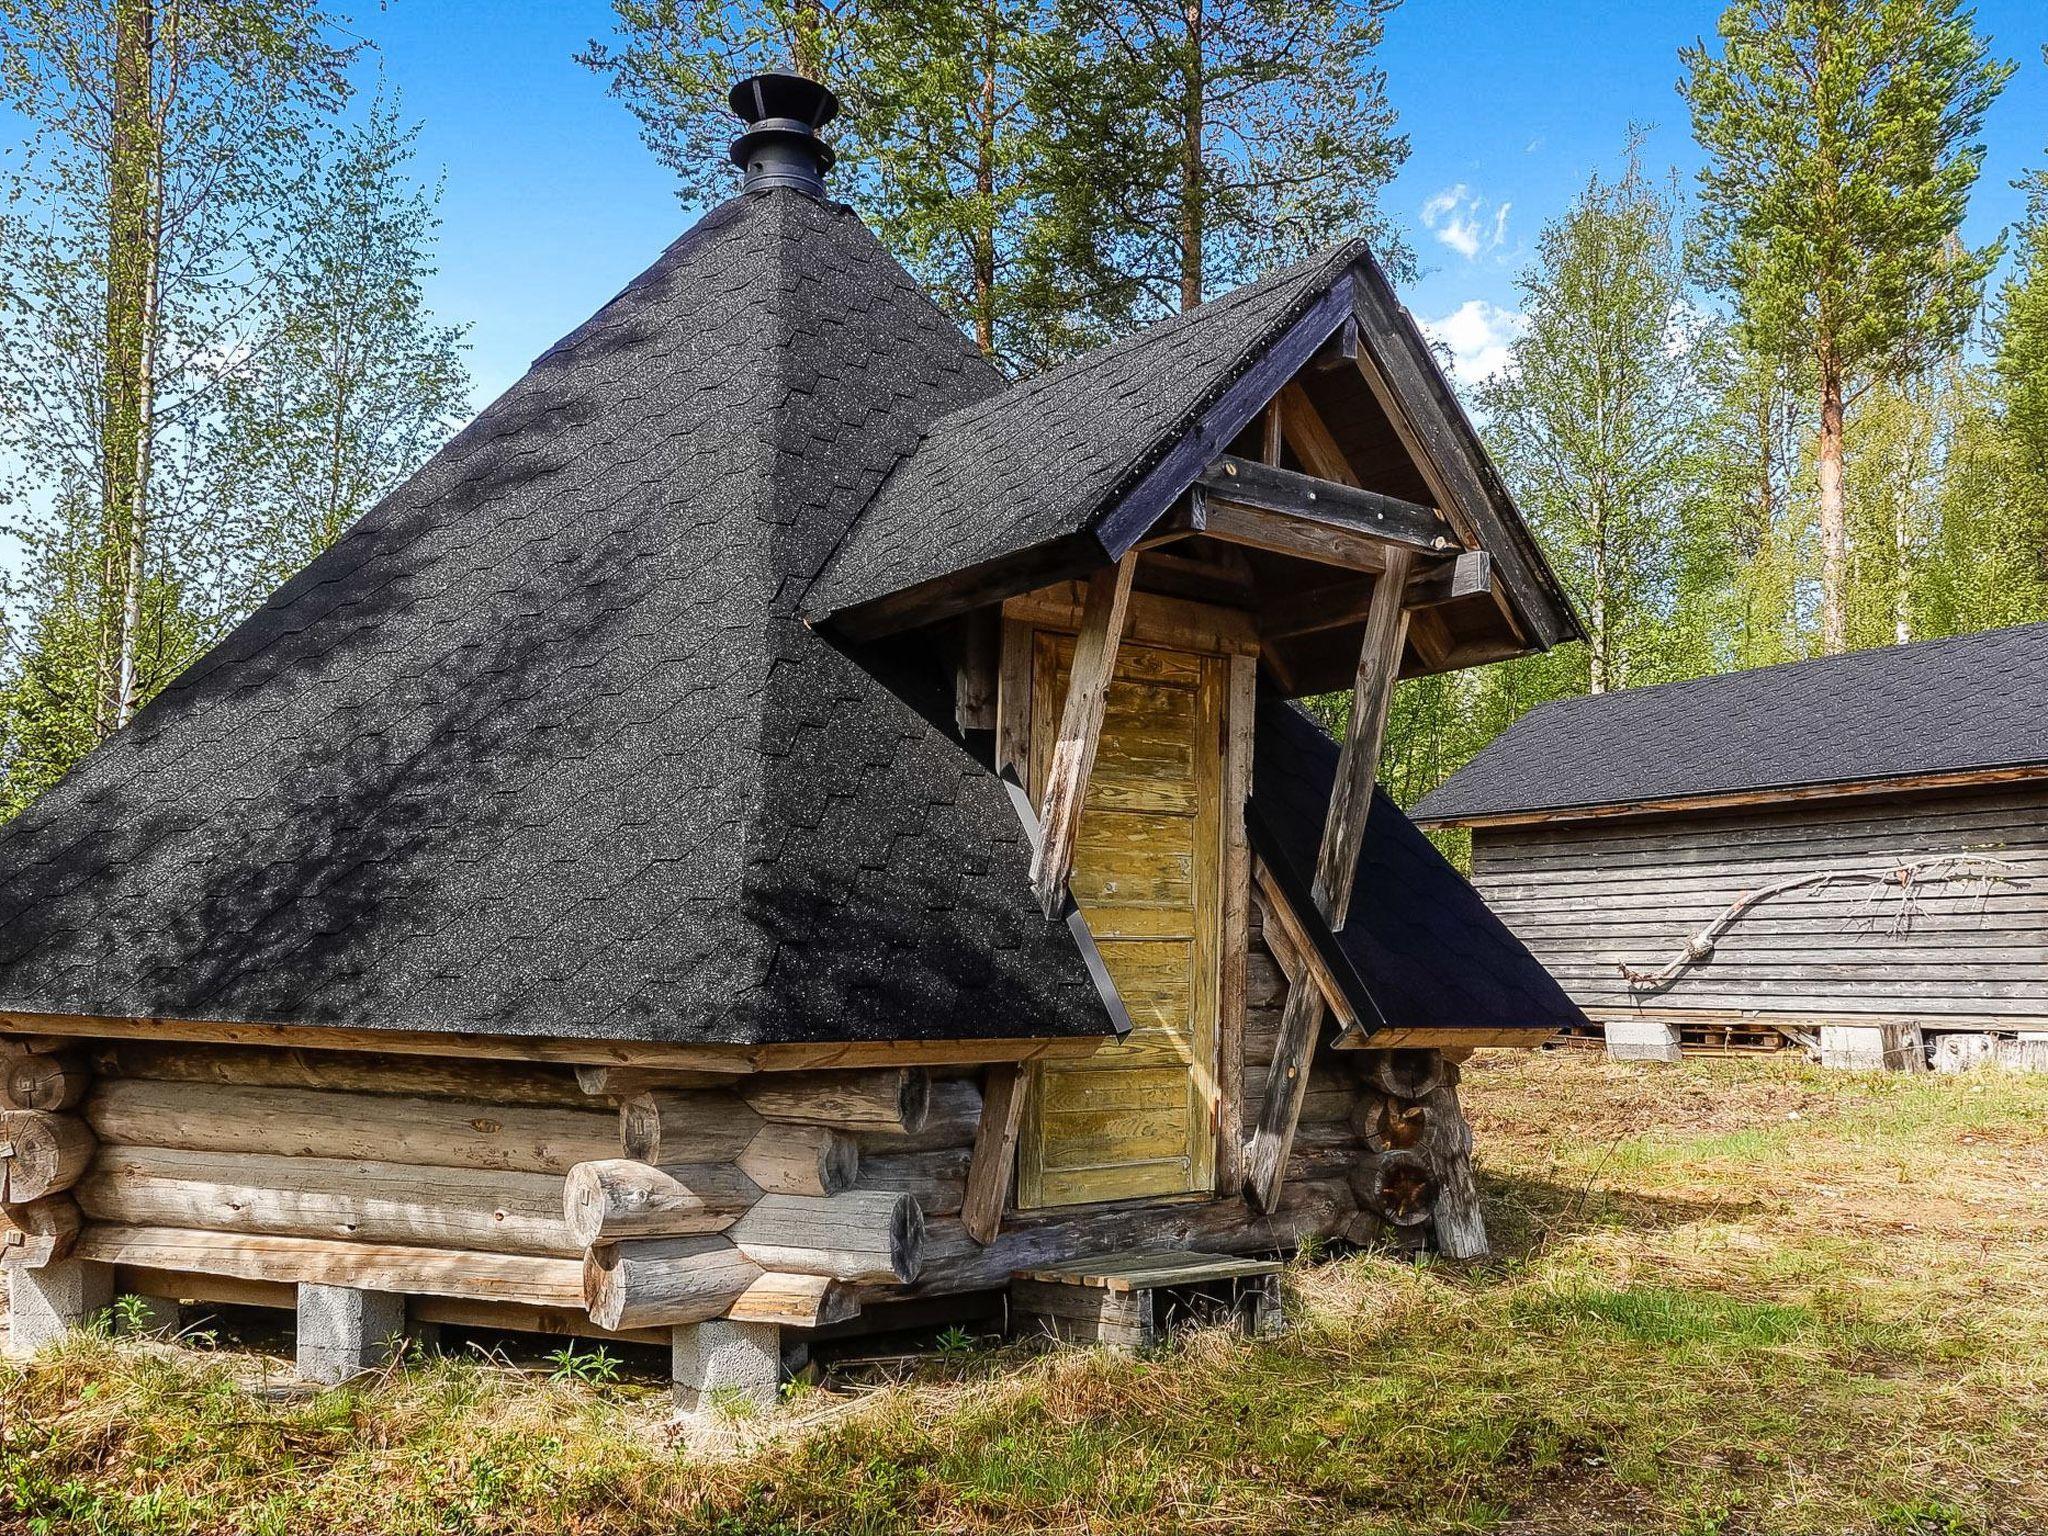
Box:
[729,73,838,197]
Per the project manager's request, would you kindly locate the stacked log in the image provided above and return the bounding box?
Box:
[1,1046,98,1271]
[78,1146,577,1256]
[573,1068,943,1332]
[1,1195,82,1268]
[44,1050,613,1296]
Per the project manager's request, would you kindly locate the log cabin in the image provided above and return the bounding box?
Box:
[0,75,1586,1403]
[1413,622,2048,1070]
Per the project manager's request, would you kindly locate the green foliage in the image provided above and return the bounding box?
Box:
[205,93,472,601]
[542,1345,621,1386]
[1680,0,2011,383]
[0,8,466,820]
[1476,144,1711,694]
[582,0,1411,365]
[1035,0,1413,320]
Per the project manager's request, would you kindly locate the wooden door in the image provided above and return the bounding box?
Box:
[1018,633,1223,1207]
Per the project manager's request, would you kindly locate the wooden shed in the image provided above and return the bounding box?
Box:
[0,75,1585,1401]
[1414,624,2048,1070]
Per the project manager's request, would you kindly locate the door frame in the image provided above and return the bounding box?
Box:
[996,594,1256,1208]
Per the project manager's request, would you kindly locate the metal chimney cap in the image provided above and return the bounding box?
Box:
[728,73,839,196]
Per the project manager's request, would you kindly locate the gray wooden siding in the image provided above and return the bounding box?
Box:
[1470,782,2048,1023]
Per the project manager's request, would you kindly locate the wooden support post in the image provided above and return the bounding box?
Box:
[961,1063,1026,1245]
[1030,552,1137,917]
[1421,1070,1488,1259]
[1242,969,1326,1214]
[1311,547,1413,930]
[954,609,998,735]
[1261,398,1284,466]
[1215,653,1256,1196]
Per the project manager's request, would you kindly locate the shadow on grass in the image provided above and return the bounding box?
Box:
[1479,1166,1757,1264]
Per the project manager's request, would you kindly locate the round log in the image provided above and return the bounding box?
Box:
[4,1052,89,1113]
[1350,1149,1436,1227]
[851,1078,980,1154]
[617,1090,763,1164]
[86,1079,617,1175]
[855,1148,970,1217]
[582,1234,763,1330]
[1361,1049,1445,1103]
[0,1194,82,1268]
[728,1190,924,1284]
[740,1069,931,1134]
[736,1124,858,1197]
[77,1145,577,1256]
[0,1109,96,1202]
[562,1159,761,1245]
[75,1223,584,1306]
[1352,1092,1429,1152]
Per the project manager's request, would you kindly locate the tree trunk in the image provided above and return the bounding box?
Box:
[1178,0,1205,310]
[100,0,157,734]
[973,6,997,358]
[1817,361,1848,655]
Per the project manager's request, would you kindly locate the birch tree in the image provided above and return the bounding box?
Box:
[1476,152,1708,694]
[0,0,354,734]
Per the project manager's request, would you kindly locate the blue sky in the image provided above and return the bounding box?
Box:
[370,0,2047,411]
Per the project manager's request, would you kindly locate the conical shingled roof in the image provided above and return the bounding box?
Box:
[0,188,1113,1045]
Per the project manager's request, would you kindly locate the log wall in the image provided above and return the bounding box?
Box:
[4,1000,1487,1342]
[1470,782,2048,1026]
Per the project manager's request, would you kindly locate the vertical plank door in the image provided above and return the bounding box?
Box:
[1018,634,1223,1208]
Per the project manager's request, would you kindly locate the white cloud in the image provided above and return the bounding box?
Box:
[1420,184,1511,262]
[1423,299,1526,384]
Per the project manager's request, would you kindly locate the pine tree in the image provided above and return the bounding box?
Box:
[1043,0,1411,320]
[1681,0,2011,655]
[582,0,1101,371]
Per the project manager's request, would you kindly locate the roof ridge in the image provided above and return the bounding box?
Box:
[1522,617,2048,722]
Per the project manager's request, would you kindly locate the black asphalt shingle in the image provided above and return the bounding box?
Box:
[1412,622,2048,824]
[805,242,1364,618]
[0,189,1111,1044]
[0,183,1578,1051]
[1252,698,1583,1037]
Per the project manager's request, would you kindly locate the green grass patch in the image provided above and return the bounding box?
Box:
[5,1053,2047,1534]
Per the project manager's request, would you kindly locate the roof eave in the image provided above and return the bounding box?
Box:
[1414,760,2048,830]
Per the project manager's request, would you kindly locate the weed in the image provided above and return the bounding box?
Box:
[542,1344,619,1386]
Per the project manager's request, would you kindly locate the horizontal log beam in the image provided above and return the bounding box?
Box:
[2,1012,1104,1074]
[80,1145,578,1256]
[1198,456,1458,557]
[75,1224,584,1306]
[1262,551,1494,642]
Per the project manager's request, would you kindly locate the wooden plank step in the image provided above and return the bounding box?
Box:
[1018,1248,1282,1294]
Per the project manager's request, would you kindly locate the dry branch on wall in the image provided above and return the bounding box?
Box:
[1615,855,2024,991]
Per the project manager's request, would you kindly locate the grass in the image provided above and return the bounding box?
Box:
[6,1050,2048,1534]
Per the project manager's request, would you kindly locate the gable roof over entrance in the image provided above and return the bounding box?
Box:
[806,246,1580,655]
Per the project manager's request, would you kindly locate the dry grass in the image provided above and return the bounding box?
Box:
[5,1051,2047,1534]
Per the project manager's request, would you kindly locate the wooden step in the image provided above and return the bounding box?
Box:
[1011,1248,1283,1350]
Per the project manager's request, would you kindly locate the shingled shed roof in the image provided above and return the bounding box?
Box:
[805,242,1361,618]
[1251,699,1584,1038]
[1413,621,2048,826]
[0,188,1117,1045]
